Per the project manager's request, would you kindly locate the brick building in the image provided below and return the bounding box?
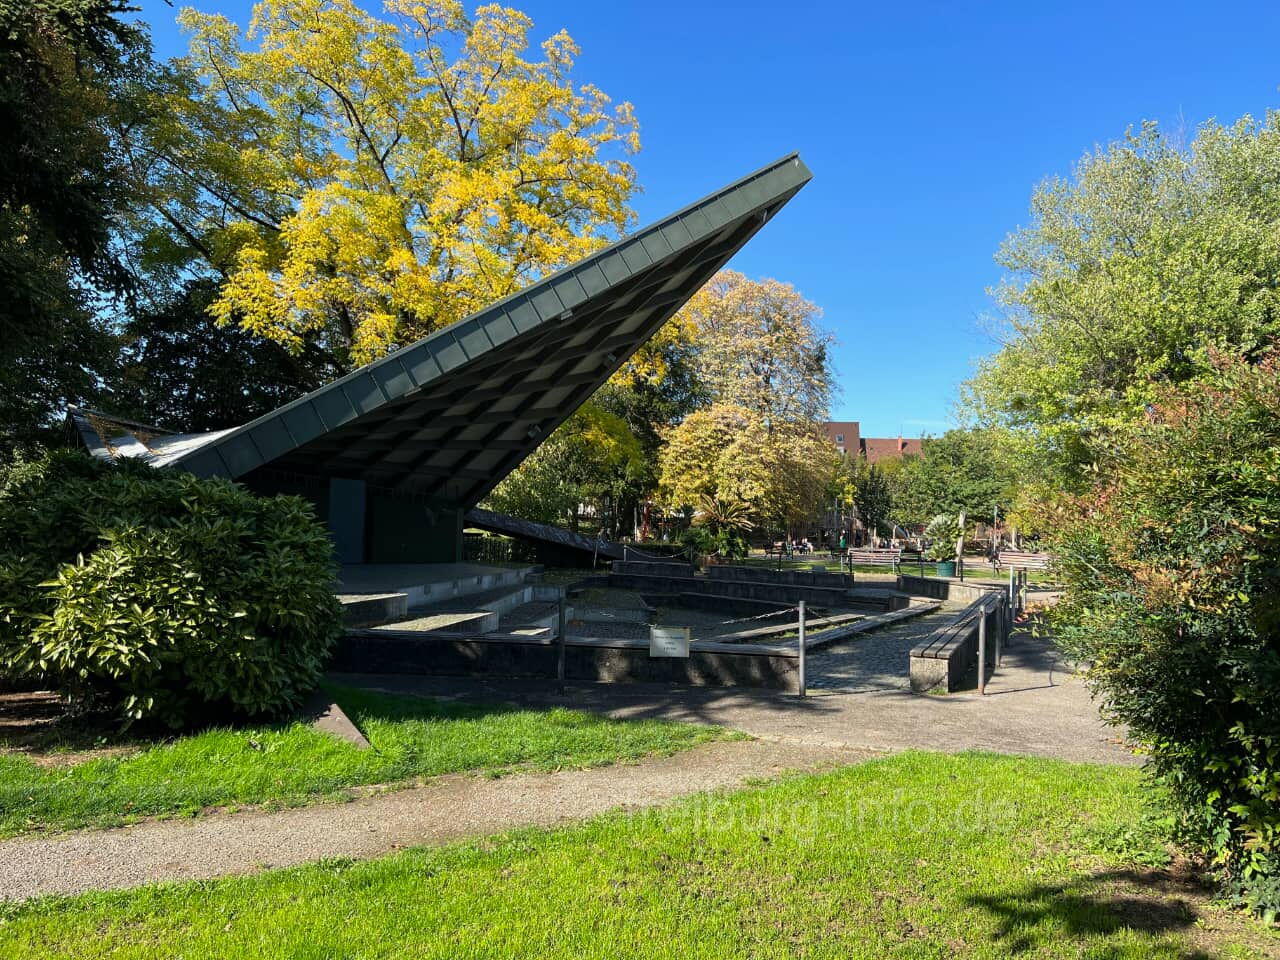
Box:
[823,421,921,462]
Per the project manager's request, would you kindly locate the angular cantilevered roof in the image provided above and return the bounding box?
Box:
[79,153,811,507]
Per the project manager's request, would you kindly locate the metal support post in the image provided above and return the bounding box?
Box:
[977,604,987,696]
[556,596,567,690]
[797,600,807,698]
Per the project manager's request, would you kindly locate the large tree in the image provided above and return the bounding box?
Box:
[126,0,639,367]
[678,270,833,428]
[658,404,835,537]
[967,117,1280,487]
[112,279,342,431]
[887,429,1012,530]
[0,0,148,449]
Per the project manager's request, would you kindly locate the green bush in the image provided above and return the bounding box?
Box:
[1046,352,1280,920]
[0,451,342,726]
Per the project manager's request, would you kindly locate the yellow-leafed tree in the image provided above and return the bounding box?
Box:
[132,0,639,365]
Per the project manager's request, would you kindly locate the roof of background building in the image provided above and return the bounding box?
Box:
[71,153,812,507]
[862,436,922,463]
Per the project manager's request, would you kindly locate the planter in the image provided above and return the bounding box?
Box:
[935,561,956,578]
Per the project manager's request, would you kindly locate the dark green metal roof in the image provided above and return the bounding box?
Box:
[91,153,811,507]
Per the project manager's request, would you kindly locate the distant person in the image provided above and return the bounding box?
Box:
[839,531,847,552]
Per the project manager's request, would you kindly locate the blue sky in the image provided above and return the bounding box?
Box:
[135,0,1280,437]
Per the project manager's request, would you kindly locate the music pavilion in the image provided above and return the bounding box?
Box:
[70,154,811,565]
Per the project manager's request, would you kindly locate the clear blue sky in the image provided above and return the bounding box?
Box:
[136,0,1280,437]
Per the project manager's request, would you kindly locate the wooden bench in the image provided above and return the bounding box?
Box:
[909,593,1007,692]
[843,547,903,578]
[995,551,1055,612]
[994,550,1053,571]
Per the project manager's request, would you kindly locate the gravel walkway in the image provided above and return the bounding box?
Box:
[0,739,865,902]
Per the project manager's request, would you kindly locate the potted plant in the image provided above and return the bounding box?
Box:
[690,496,753,563]
[923,514,961,577]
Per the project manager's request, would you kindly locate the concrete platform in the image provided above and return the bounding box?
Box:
[338,563,535,607]
[337,563,538,628]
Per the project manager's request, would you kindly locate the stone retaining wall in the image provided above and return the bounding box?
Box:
[330,631,799,691]
[897,574,998,604]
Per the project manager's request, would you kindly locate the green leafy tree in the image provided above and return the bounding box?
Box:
[112,279,341,431]
[833,453,894,536]
[658,404,835,538]
[483,403,645,533]
[0,0,148,449]
[888,429,1011,530]
[968,117,1280,487]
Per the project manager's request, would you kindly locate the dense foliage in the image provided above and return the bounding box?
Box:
[0,0,146,449]
[968,117,1280,488]
[657,404,835,538]
[0,452,342,726]
[1047,352,1280,918]
[126,0,639,367]
[883,429,1012,530]
[483,403,645,533]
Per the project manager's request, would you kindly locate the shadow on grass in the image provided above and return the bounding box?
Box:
[0,681,531,766]
[966,868,1213,958]
[327,670,849,730]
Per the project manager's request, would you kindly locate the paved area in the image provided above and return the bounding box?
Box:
[807,601,969,691]
[0,739,864,901]
[338,610,1128,767]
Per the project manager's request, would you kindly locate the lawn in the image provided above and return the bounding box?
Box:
[3,752,1274,959]
[0,683,730,837]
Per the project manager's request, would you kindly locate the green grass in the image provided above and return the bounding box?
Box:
[4,751,1273,959]
[0,683,730,837]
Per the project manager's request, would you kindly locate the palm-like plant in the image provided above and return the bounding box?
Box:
[691,496,755,560]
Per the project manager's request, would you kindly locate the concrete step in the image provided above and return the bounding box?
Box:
[498,600,569,638]
[339,592,409,628]
[338,564,536,608]
[373,609,498,633]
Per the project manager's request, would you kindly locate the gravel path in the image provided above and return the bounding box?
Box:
[0,739,866,902]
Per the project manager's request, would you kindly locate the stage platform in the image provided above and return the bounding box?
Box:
[336,563,539,627]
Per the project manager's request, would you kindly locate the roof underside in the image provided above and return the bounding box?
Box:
[79,154,811,508]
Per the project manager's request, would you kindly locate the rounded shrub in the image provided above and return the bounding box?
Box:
[0,451,342,726]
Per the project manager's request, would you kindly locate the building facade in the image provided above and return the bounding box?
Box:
[822,422,922,462]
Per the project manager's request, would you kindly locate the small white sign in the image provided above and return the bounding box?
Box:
[649,625,691,658]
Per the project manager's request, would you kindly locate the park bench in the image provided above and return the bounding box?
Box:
[993,550,1053,572]
[909,592,1009,693]
[842,547,925,579]
[995,550,1055,613]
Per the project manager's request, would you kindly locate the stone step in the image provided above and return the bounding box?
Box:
[409,583,534,618]
[339,592,409,628]
[498,600,569,638]
[373,609,499,634]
